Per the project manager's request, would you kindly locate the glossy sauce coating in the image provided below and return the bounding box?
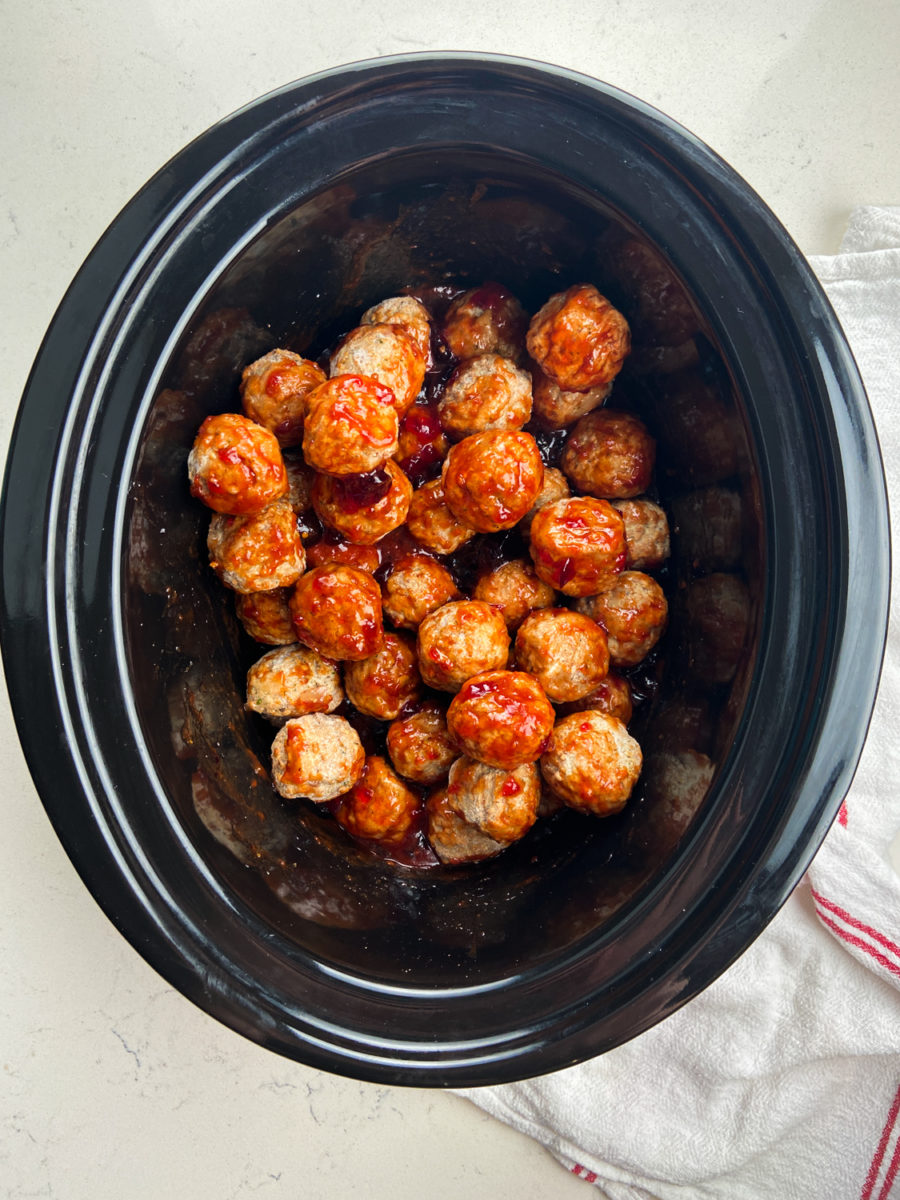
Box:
[529,496,626,597]
[471,557,555,630]
[387,701,458,786]
[441,282,528,362]
[207,497,306,593]
[437,353,533,440]
[441,429,544,533]
[540,710,642,816]
[330,323,426,415]
[416,599,510,692]
[562,409,656,500]
[381,554,460,630]
[343,631,422,720]
[446,669,555,770]
[333,755,423,845]
[526,284,630,392]
[234,587,297,645]
[289,564,384,661]
[311,460,412,545]
[302,374,400,475]
[189,412,287,515]
[240,349,326,447]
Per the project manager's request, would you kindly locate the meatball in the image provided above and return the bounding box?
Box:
[240,349,326,447]
[560,671,633,724]
[437,354,532,440]
[417,600,509,692]
[540,710,641,816]
[329,323,426,415]
[270,712,364,801]
[441,282,528,362]
[531,364,612,429]
[381,554,460,630]
[361,295,432,361]
[526,284,630,392]
[188,412,287,515]
[441,430,544,533]
[561,409,656,499]
[519,466,571,536]
[333,755,422,845]
[446,670,555,770]
[514,608,610,703]
[387,701,458,785]
[683,572,750,685]
[311,461,412,545]
[426,787,509,864]
[576,570,668,668]
[246,645,343,721]
[289,565,384,661]
[305,534,381,574]
[207,497,306,593]
[406,478,476,555]
[643,749,715,857]
[612,498,671,570]
[445,757,540,843]
[344,631,422,720]
[529,496,626,597]
[472,558,555,630]
[281,449,315,513]
[302,374,399,476]
[234,587,296,645]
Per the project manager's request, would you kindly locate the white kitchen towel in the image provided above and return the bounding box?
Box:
[458,207,900,1200]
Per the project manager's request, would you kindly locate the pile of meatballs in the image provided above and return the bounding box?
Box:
[186,281,670,866]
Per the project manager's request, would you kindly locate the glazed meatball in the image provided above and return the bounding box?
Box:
[437,353,532,440]
[305,534,381,574]
[540,710,641,816]
[576,570,668,668]
[188,412,287,515]
[446,670,555,770]
[445,756,540,843]
[561,409,656,500]
[441,282,528,362]
[472,558,555,630]
[426,787,509,864]
[683,572,750,685]
[333,755,422,845]
[361,295,432,361]
[519,466,571,536]
[526,284,630,392]
[382,554,460,630]
[560,671,633,724]
[406,478,476,555]
[514,608,610,703]
[529,496,626,597]
[441,430,544,534]
[417,600,510,692]
[531,364,612,429]
[207,497,306,593]
[387,701,458,785]
[246,645,343,721]
[302,374,399,476]
[270,712,364,801]
[311,461,412,545]
[612,497,671,570]
[344,631,422,720]
[395,402,449,484]
[234,587,296,645]
[240,349,326,446]
[330,323,426,415]
[289,565,384,661]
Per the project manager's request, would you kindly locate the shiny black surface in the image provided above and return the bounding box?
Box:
[0,54,889,1084]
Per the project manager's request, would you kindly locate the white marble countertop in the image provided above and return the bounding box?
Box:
[2,2,898,1196]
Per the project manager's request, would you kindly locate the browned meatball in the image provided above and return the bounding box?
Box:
[612,498,671,570]
[333,755,422,845]
[207,498,306,593]
[246,645,343,721]
[437,354,532,440]
[234,588,296,644]
[531,364,612,429]
[519,466,571,536]
[529,496,626,597]
[560,671,633,724]
[240,349,327,447]
[289,565,384,661]
[426,787,509,864]
[270,712,364,801]
[514,608,610,703]
[188,412,287,515]
[417,600,509,692]
[472,558,555,630]
[382,554,460,630]
[643,749,715,857]
[344,631,422,720]
[445,757,540,843]
[561,409,656,499]
[330,323,426,415]
[302,374,399,475]
[441,282,528,362]
[406,478,476,555]
[576,570,668,667]
[305,534,381,574]
[683,572,750,685]
[540,711,641,816]
[387,701,458,785]
[362,295,432,361]
[311,461,412,545]
[441,430,544,534]
[526,284,630,392]
[446,670,555,770]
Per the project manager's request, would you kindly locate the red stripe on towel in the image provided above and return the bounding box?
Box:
[861,1085,900,1200]
[877,1125,900,1200]
[811,888,900,963]
[816,911,900,980]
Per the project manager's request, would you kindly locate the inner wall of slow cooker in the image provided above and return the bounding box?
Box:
[126,149,760,984]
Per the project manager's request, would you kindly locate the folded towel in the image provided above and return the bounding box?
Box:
[458,207,900,1200]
